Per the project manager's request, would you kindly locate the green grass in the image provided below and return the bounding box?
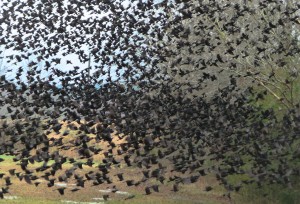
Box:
[0,198,59,204]
[0,155,15,168]
[231,180,300,204]
[0,155,15,160]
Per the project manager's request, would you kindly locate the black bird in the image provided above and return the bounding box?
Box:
[4,177,12,186]
[103,194,109,201]
[152,185,159,192]
[205,186,213,191]
[173,183,179,192]
[145,186,151,195]
[70,187,81,192]
[125,180,134,186]
[47,179,55,187]
[24,175,32,184]
[116,173,124,181]
[56,187,66,195]
[8,169,16,176]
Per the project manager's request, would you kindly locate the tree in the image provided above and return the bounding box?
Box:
[155,0,300,108]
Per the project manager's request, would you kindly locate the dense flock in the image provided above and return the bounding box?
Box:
[0,0,300,202]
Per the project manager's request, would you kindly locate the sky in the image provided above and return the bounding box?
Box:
[0,0,171,85]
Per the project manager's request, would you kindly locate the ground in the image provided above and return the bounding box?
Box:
[0,121,299,204]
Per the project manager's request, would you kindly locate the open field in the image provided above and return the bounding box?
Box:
[0,121,228,204]
[0,119,299,204]
[0,153,299,204]
[0,155,228,204]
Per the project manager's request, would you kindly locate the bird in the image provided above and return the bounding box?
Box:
[173,183,179,192]
[103,194,109,201]
[8,169,16,176]
[70,187,81,192]
[152,185,159,193]
[47,179,55,187]
[205,186,213,192]
[145,186,151,195]
[4,177,12,186]
[116,173,124,181]
[55,187,66,195]
[125,180,135,186]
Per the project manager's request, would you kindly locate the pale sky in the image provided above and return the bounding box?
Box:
[0,0,172,85]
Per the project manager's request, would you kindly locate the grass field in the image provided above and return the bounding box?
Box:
[0,153,299,204]
[0,121,229,204]
[0,117,299,204]
[0,154,229,204]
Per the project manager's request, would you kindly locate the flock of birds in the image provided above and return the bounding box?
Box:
[0,0,299,202]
